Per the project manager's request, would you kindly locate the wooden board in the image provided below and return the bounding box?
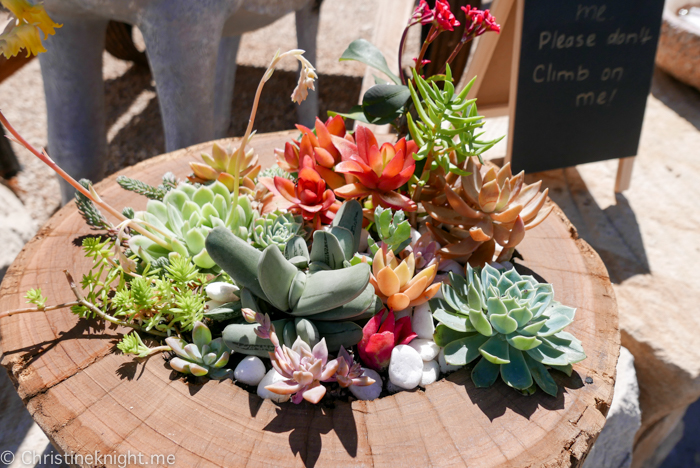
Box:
[0,131,620,467]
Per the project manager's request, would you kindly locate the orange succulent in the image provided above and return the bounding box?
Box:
[334,126,417,211]
[189,142,260,194]
[365,248,441,311]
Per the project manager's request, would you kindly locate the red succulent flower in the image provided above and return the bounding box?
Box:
[334,126,417,211]
[274,155,341,230]
[462,6,501,37]
[412,0,434,25]
[275,115,348,189]
[358,309,417,372]
[434,0,460,31]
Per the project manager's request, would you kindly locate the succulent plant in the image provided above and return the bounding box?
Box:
[274,155,341,231]
[366,248,441,311]
[276,115,348,190]
[368,206,412,255]
[128,181,255,269]
[334,126,417,211]
[252,211,305,251]
[430,264,585,396]
[165,321,232,380]
[409,231,440,270]
[424,159,552,264]
[358,308,417,371]
[188,141,261,193]
[208,201,381,355]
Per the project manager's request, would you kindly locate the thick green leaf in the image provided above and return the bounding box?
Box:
[443,284,469,313]
[500,349,533,390]
[524,352,559,396]
[541,332,586,363]
[285,236,309,261]
[510,307,533,328]
[479,336,510,364]
[433,324,475,347]
[327,107,370,124]
[339,39,401,85]
[550,364,573,376]
[471,357,500,388]
[315,321,363,354]
[490,313,518,335]
[506,334,542,351]
[470,309,493,336]
[258,245,298,311]
[292,263,370,316]
[444,334,489,366]
[362,84,410,125]
[330,226,355,261]
[526,343,570,366]
[203,301,242,321]
[311,284,376,321]
[433,308,473,332]
[310,230,346,270]
[331,200,363,254]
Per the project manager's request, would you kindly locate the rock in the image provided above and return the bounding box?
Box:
[234,356,266,386]
[388,345,423,390]
[349,368,382,401]
[257,369,291,403]
[205,282,239,303]
[394,307,412,320]
[408,338,439,361]
[412,302,435,339]
[583,347,641,468]
[438,259,464,276]
[421,360,439,386]
[206,299,226,310]
[386,380,404,394]
[438,348,461,374]
[409,228,421,245]
[632,406,687,468]
[0,184,37,282]
[656,2,700,91]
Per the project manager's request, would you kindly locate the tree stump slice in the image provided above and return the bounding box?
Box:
[0,131,620,468]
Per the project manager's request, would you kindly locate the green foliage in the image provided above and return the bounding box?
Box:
[166,322,232,379]
[116,176,167,201]
[368,206,411,255]
[122,207,135,219]
[360,84,411,125]
[252,211,304,251]
[430,264,586,396]
[407,65,502,178]
[74,179,111,231]
[339,39,402,85]
[24,288,47,309]
[117,332,153,358]
[257,166,294,182]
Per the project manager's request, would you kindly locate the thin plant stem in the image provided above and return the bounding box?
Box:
[0,301,80,319]
[65,270,166,337]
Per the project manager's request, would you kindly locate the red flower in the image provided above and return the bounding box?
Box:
[334,126,417,211]
[274,156,341,230]
[358,309,417,372]
[412,0,434,25]
[275,115,347,190]
[461,6,500,37]
[434,0,460,31]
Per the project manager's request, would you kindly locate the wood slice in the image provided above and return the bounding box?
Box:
[0,130,619,467]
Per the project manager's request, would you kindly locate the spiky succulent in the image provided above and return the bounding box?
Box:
[165,322,232,380]
[430,264,585,396]
[129,181,255,269]
[252,211,304,251]
[368,206,411,255]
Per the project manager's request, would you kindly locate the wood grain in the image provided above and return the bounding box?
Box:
[0,130,619,468]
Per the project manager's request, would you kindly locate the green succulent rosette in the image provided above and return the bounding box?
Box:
[430,264,586,396]
[251,211,305,251]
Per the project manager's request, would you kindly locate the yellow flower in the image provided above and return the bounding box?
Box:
[2,0,61,37]
[0,23,45,58]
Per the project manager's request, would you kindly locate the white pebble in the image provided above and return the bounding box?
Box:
[408,338,440,361]
[433,287,444,300]
[394,307,412,320]
[389,345,423,390]
[359,229,370,253]
[410,228,421,245]
[421,360,440,386]
[439,259,464,276]
[205,282,239,303]
[257,369,291,403]
[206,299,226,310]
[412,303,435,339]
[386,380,404,394]
[234,356,266,386]
[438,348,462,374]
[349,368,383,401]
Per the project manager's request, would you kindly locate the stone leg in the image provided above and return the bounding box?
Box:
[38,15,108,204]
[137,1,240,152]
[214,35,242,138]
[295,0,321,127]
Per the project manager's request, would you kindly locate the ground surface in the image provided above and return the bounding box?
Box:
[0,1,699,467]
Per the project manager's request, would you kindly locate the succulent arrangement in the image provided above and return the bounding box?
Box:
[3,0,587,409]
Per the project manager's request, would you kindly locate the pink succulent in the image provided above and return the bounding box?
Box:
[326,346,375,388]
[358,309,417,372]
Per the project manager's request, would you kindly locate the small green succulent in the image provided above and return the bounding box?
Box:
[251,211,304,251]
[368,206,411,255]
[129,181,255,269]
[430,264,585,396]
[165,322,232,379]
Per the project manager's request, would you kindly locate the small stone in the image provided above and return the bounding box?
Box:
[349,368,382,401]
[389,345,423,390]
[412,303,435,339]
[205,282,239,303]
[408,338,440,361]
[410,228,421,245]
[386,380,404,394]
[234,356,266,386]
[394,307,412,320]
[206,299,226,310]
[359,229,370,253]
[438,348,461,374]
[421,360,440,386]
[257,369,290,403]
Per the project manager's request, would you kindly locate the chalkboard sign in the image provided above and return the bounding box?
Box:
[510,0,664,174]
